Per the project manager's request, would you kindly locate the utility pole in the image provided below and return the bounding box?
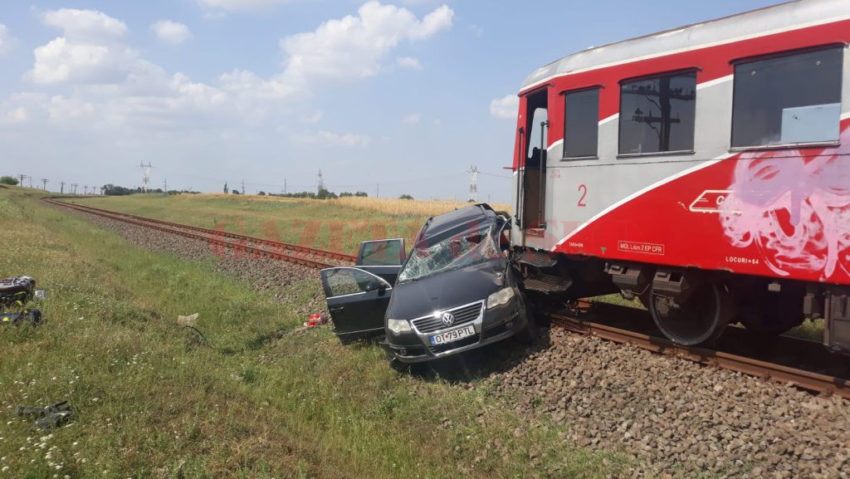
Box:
[316,170,324,194]
[164,178,167,192]
[241,179,246,195]
[41,178,48,190]
[138,161,153,192]
[71,183,77,195]
[83,186,88,195]
[467,165,479,203]
[60,182,65,194]
[18,174,26,187]
[283,177,287,195]
[376,183,380,198]
[28,177,32,188]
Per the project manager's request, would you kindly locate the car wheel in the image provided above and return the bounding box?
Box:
[388,355,428,374]
[515,299,538,345]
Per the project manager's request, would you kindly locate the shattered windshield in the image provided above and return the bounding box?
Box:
[398,223,501,283]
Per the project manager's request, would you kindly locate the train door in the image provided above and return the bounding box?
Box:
[518,90,548,235]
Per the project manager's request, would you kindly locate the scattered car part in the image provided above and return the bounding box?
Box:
[16,401,73,430]
[0,276,44,326]
[1,309,42,326]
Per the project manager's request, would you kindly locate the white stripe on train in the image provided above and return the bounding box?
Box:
[553,152,736,248]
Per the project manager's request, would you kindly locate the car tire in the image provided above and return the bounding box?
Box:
[388,355,428,374]
[515,299,538,345]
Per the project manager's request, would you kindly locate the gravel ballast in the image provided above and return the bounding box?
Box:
[490,327,850,478]
[71,207,850,478]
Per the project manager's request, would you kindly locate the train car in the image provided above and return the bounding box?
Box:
[509,0,850,350]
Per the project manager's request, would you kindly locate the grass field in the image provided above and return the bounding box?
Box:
[1,187,625,477]
[76,194,483,256]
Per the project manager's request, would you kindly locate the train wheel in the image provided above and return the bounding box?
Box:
[649,282,732,346]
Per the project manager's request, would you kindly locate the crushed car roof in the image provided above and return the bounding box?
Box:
[418,204,499,242]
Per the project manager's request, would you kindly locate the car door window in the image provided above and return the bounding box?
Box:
[357,239,406,266]
[322,267,392,298]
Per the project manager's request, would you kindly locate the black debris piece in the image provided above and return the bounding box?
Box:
[1,309,41,326]
[16,401,73,430]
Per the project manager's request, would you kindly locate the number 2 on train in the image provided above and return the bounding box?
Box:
[577,184,588,207]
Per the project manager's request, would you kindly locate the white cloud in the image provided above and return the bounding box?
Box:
[396,56,423,71]
[0,25,15,55]
[297,130,372,148]
[1,107,28,124]
[218,69,295,100]
[489,94,518,119]
[29,9,153,86]
[302,111,323,124]
[196,0,291,12]
[402,113,421,124]
[151,20,192,44]
[42,9,127,42]
[280,1,452,87]
[28,37,162,86]
[6,1,452,173]
[469,24,484,38]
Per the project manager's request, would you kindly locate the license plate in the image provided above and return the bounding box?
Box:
[429,324,476,345]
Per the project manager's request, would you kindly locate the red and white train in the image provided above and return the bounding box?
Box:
[509,0,850,350]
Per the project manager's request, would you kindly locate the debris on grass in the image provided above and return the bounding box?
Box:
[15,401,73,430]
[1,276,45,326]
[0,309,42,326]
[303,313,328,328]
[177,313,199,327]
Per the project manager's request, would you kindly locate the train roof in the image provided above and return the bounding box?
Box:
[520,0,850,93]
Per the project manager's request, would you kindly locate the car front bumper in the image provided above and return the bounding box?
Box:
[383,295,527,363]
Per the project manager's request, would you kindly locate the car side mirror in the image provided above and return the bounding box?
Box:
[365,280,387,292]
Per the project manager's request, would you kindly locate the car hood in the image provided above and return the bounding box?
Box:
[386,259,507,320]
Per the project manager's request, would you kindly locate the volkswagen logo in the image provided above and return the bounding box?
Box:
[440,312,455,327]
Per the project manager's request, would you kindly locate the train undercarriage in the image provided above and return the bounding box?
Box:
[514,251,850,354]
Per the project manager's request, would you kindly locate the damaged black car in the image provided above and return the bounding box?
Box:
[320,204,534,364]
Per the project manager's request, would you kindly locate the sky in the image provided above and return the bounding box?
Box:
[0,0,781,201]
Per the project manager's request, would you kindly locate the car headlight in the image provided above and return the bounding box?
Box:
[387,318,412,335]
[487,287,515,309]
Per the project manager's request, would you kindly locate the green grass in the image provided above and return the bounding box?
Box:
[0,188,627,477]
[77,194,430,256]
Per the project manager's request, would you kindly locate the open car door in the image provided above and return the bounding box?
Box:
[355,238,406,284]
[320,267,393,343]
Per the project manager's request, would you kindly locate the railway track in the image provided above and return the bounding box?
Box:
[548,301,850,400]
[44,198,355,270]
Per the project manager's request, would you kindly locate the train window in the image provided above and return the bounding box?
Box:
[618,71,696,155]
[732,47,843,148]
[563,88,599,158]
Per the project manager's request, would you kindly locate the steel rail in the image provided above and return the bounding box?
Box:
[44,198,357,263]
[44,198,347,269]
[549,310,850,400]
